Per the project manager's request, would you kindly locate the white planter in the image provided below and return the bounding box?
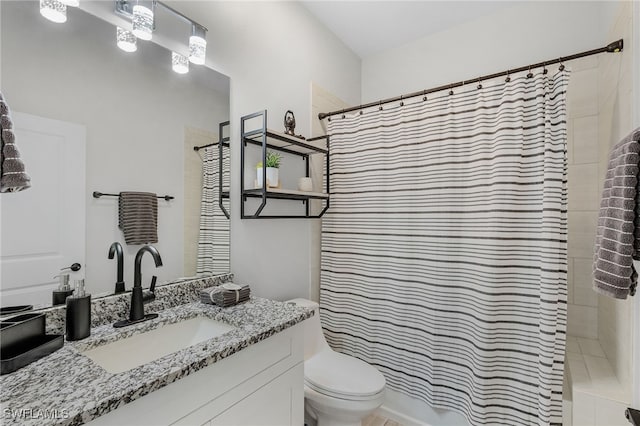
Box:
[256,167,279,188]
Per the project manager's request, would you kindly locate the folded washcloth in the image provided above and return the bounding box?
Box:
[593,127,640,299]
[200,283,251,307]
[0,92,31,193]
[118,191,158,245]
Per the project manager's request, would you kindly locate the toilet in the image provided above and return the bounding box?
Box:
[287,298,386,426]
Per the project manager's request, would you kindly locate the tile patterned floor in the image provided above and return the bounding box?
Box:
[362,413,404,426]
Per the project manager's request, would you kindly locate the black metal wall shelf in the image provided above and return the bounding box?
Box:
[240,110,330,219]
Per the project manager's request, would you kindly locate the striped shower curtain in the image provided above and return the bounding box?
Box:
[197,144,230,275]
[321,69,569,425]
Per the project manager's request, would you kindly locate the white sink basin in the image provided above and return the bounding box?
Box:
[82,316,235,373]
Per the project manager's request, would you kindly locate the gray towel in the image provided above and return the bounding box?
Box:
[0,92,31,193]
[593,127,640,299]
[200,283,250,307]
[118,192,158,245]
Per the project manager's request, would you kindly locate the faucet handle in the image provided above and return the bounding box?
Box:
[142,276,157,304]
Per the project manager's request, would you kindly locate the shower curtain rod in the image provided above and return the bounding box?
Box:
[318,39,623,120]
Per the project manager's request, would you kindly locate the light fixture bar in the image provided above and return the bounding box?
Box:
[155,1,207,32]
[114,1,206,33]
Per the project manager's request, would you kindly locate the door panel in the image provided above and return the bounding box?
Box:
[1,112,86,306]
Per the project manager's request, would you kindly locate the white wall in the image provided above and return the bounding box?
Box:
[166,1,361,300]
[1,2,229,296]
[362,2,610,103]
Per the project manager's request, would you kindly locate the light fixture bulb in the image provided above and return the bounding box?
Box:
[189,25,207,65]
[132,3,153,41]
[116,27,137,53]
[172,52,189,74]
[40,0,67,23]
[60,0,79,7]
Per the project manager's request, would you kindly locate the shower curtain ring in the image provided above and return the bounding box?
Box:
[477,78,483,90]
[527,66,533,79]
[559,57,565,71]
[449,85,454,96]
[341,109,345,119]
[542,62,548,75]
[422,90,427,101]
[505,70,511,83]
[379,100,383,111]
[400,95,404,107]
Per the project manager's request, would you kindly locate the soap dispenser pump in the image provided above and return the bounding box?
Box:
[65,279,91,341]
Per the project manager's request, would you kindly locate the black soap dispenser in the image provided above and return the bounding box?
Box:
[52,273,74,306]
[65,279,91,341]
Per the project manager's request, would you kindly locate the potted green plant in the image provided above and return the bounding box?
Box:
[256,151,282,188]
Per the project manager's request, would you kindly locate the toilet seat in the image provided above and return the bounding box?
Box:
[304,350,385,401]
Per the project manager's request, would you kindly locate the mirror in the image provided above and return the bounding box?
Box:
[0,1,230,307]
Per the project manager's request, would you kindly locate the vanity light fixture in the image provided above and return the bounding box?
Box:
[40,0,67,23]
[132,0,154,41]
[189,24,207,65]
[60,0,79,7]
[116,27,137,53]
[172,52,189,74]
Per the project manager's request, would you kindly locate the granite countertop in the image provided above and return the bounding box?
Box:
[0,298,313,426]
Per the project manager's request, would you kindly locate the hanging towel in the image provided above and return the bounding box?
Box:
[594,127,640,299]
[0,92,31,193]
[118,191,158,245]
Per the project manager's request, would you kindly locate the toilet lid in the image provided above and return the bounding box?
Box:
[304,351,386,398]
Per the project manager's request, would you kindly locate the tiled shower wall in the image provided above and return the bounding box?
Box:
[567,0,634,395]
[596,0,634,396]
[566,56,601,340]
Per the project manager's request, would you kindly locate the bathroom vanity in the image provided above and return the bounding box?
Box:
[0,277,312,426]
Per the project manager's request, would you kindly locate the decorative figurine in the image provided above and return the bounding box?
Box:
[284,110,306,139]
[284,110,296,135]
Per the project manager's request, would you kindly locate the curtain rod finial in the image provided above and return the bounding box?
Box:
[606,39,623,53]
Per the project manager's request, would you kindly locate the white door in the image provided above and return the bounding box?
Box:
[0,112,86,307]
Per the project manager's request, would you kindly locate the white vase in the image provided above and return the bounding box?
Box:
[256,167,279,188]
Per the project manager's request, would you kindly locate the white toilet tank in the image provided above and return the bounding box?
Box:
[286,298,329,360]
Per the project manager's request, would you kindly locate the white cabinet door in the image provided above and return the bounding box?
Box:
[210,364,303,426]
[0,112,86,306]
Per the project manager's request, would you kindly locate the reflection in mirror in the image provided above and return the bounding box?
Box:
[0,1,230,308]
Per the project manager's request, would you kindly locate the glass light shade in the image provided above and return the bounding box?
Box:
[40,0,67,23]
[60,0,79,6]
[172,52,189,74]
[189,35,207,65]
[116,27,137,53]
[132,4,153,41]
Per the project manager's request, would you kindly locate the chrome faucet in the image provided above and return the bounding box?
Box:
[108,242,125,293]
[113,244,163,328]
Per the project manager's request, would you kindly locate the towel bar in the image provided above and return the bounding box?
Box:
[93,191,174,201]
